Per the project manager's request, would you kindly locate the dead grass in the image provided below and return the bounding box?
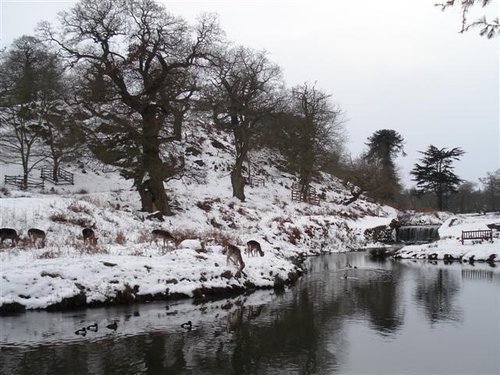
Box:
[202,230,239,247]
[115,231,127,245]
[49,213,92,228]
[68,201,92,215]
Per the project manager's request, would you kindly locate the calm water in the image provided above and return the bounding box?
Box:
[1,253,499,375]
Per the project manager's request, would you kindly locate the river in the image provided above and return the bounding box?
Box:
[1,252,499,374]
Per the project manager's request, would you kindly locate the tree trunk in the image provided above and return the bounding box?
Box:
[300,180,310,202]
[141,110,173,216]
[22,158,29,190]
[437,192,444,211]
[231,167,246,201]
[230,114,247,201]
[173,110,183,141]
[52,159,60,183]
[139,177,172,216]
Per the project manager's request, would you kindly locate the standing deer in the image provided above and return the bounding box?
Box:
[225,244,245,271]
[0,228,19,247]
[28,228,46,248]
[82,228,97,246]
[246,240,264,257]
[151,229,176,249]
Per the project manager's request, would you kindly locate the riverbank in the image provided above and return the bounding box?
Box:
[0,120,404,313]
[0,243,304,314]
[0,158,395,314]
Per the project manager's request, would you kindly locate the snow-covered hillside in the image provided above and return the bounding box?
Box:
[1,122,498,312]
[0,122,398,312]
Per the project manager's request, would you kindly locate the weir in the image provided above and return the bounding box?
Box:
[396,225,440,243]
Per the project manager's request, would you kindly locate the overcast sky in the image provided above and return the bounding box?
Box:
[1,0,498,188]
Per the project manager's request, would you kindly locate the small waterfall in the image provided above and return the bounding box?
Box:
[396,225,440,243]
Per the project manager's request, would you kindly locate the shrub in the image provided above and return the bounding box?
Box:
[115,231,127,245]
[171,228,200,243]
[137,230,150,244]
[203,230,239,247]
[68,201,91,214]
[197,200,213,211]
[49,214,92,228]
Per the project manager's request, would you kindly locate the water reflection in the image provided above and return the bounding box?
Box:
[1,253,499,375]
[413,267,462,324]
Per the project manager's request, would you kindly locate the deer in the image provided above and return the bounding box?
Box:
[224,244,245,271]
[246,240,264,257]
[0,228,19,247]
[82,227,97,246]
[151,229,176,250]
[28,228,46,248]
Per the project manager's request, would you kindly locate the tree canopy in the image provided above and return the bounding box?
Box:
[40,0,221,215]
[410,145,465,210]
[363,129,405,202]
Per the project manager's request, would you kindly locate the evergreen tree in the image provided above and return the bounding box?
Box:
[364,129,405,202]
[410,145,465,210]
[0,36,50,187]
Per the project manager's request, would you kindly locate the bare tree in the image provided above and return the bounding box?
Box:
[203,46,284,201]
[40,0,220,215]
[0,36,51,188]
[284,83,344,200]
[479,169,500,211]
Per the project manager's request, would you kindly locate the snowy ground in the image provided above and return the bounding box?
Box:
[1,123,498,312]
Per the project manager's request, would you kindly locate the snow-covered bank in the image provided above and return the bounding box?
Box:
[394,212,500,262]
[2,121,498,313]
[0,124,398,312]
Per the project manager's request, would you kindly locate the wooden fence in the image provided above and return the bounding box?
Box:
[4,175,44,190]
[40,167,74,185]
[247,176,265,187]
[291,183,321,205]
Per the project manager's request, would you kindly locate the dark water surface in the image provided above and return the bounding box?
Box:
[1,253,499,374]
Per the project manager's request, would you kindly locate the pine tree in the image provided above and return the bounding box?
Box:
[410,145,465,210]
[364,129,406,202]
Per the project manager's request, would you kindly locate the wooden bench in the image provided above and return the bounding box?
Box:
[461,229,493,244]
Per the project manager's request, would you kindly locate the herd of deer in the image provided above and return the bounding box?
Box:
[151,229,264,271]
[0,227,264,271]
[0,227,96,248]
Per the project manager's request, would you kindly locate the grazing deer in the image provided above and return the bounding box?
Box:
[151,229,176,249]
[0,228,19,247]
[225,244,245,271]
[82,228,97,246]
[28,228,46,248]
[246,240,264,257]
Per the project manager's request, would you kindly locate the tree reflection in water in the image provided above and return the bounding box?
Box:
[414,267,462,324]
